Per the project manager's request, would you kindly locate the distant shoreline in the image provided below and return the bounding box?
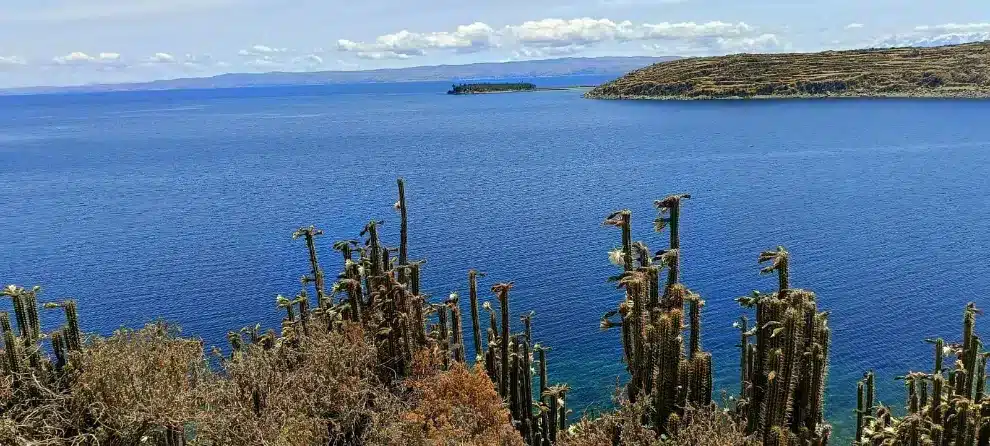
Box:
[585,90,990,101]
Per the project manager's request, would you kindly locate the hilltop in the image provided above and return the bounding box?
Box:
[586,42,990,100]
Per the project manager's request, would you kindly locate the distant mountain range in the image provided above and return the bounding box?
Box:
[1,56,679,95]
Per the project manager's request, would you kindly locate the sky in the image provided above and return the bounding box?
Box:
[0,0,989,88]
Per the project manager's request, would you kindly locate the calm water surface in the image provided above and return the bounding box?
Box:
[2,79,990,438]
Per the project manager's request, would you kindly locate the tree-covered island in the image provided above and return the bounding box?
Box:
[447,82,538,95]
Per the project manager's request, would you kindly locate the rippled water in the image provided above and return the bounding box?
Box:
[2,79,990,438]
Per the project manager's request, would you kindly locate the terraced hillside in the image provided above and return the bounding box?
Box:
[586,41,990,99]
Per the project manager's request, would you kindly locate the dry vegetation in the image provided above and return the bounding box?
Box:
[2,179,988,445]
[586,41,990,99]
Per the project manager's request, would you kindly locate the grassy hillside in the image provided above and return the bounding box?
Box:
[586,41,990,99]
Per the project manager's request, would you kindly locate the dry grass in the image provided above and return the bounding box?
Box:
[586,41,990,99]
[0,318,524,446]
[560,403,753,446]
[196,323,404,445]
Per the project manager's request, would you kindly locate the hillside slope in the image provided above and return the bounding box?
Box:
[586,42,990,99]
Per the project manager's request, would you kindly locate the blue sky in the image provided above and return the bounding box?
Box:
[0,0,988,88]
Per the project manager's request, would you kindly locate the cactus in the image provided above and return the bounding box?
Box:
[493,282,513,398]
[293,226,327,308]
[332,239,359,262]
[3,325,20,375]
[63,300,82,352]
[735,248,831,443]
[857,304,990,446]
[601,198,718,436]
[758,246,790,293]
[469,270,484,361]
[446,292,465,363]
[395,178,409,284]
[51,329,67,369]
[856,380,865,442]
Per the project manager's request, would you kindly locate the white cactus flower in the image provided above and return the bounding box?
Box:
[608,248,624,266]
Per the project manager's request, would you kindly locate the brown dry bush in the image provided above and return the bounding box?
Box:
[0,323,206,445]
[559,403,752,446]
[195,323,406,446]
[70,323,208,443]
[388,354,524,446]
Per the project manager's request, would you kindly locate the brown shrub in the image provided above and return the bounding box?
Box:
[70,322,208,444]
[195,323,405,446]
[388,358,524,446]
[559,403,752,446]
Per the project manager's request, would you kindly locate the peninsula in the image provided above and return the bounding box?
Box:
[586,41,990,100]
[447,82,537,94]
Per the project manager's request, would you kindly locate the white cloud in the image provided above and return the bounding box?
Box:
[336,18,765,60]
[0,55,26,67]
[238,45,288,57]
[845,23,864,29]
[336,22,498,57]
[914,23,990,32]
[507,18,766,56]
[52,51,124,67]
[874,23,990,48]
[292,54,324,66]
[354,51,412,60]
[717,33,780,52]
[640,21,754,39]
[145,52,177,64]
[245,55,280,67]
[508,18,637,48]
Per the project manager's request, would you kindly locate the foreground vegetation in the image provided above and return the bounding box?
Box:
[586,41,990,99]
[1,179,987,445]
[447,83,537,94]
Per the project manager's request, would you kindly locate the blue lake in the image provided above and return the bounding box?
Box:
[2,77,990,438]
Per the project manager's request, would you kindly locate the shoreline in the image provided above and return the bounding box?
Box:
[584,90,990,101]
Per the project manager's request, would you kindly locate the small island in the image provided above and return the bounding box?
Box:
[447,82,537,95]
[586,41,990,100]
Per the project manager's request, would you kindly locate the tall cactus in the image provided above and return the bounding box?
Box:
[446,292,465,363]
[396,178,409,284]
[857,303,990,446]
[600,195,715,436]
[737,247,830,443]
[293,226,326,308]
[493,282,513,398]
[469,269,484,361]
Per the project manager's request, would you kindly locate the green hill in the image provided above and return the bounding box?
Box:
[586,41,990,99]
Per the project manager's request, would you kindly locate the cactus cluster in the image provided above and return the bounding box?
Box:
[855,303,990,446]
[479,282,569,445]
[0,285,83,384]
[274,178,567,444]
[600,194,714,434]
[735,246,832,445]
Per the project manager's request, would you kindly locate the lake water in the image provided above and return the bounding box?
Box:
[2,77,990,438]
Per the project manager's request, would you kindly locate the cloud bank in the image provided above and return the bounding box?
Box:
[335,18,777,60]
[874,22,990,48]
